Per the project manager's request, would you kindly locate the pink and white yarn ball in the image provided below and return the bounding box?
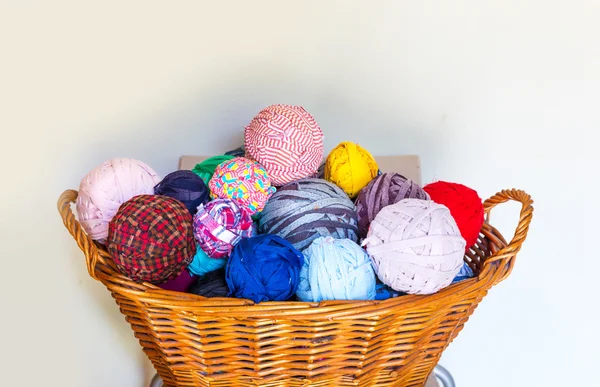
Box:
[193,198,254,258]
[208,157,276,215]
[362,199,466,295]
[244,104,324,186]
[76,158,160,242]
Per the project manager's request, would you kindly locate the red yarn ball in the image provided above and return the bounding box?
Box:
[423,181,484,249]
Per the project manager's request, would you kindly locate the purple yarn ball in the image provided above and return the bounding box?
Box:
[154,170,209,215]
[355,172,429,239]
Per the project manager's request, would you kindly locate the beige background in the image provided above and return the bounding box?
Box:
[2,1,598,386]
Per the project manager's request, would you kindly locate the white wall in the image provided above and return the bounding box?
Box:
[2,1,598,386]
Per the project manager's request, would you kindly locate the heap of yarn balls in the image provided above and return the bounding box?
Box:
[259,178,359,251]
[188,269,229,298]
[355,172,430,239]
[324,141,379,199]
[76,158,160,242]
[193,198,254,258]
[363,199,466,295]
[187,244,227,276]
[107,194,196,283]
[296,236,376,302]
[192,155,235,186]
[244,104,324,186]
[226,234,304,303]
[209,157,276,215]
[154,170,209,215]
[423,181,484,249]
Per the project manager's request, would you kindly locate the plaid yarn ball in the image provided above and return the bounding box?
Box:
[209,157,276,215]
[193,198,254,258]
[107,194,196,284]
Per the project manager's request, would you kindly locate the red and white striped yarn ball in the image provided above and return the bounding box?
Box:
[244,104,324,186]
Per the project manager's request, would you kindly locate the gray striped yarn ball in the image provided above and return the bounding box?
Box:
[258,178,359,251]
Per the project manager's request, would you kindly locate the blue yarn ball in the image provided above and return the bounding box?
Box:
[154,170,209,215]
[297,236,376,302]
[187,244,227,276]
[225,234,304,303]
[452,262,474,283]
[375,282,406,300]
[258,178,358,251]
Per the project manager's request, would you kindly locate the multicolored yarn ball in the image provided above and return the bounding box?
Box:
[226,234,304,303]
[423,181,484,249]
[258,178,359,251]
[296,236,376,302]
[188,269,229,298]
[157,269,197,292]
[76,158,160,242]
[244,104,324,186]
[209,157,276,215]
[107,195,196,284]
[362,199,466,295]
[187,244,227,276]
[324,141,379,199]
[355,173,430,239]
[154,170,209,215]
[193,198,254,258]
[192,155,235,186]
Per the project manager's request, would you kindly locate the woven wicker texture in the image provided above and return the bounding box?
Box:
[58,188,533,387]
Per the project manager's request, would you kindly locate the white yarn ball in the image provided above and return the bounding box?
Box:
[76,158,160,241]
[362,199,466,295]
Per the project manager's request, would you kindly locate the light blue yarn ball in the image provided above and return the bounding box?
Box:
[188,244,227,276]
[296,236,376,302]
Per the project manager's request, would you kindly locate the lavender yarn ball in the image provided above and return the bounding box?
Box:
[362,199,466,295]
[258,178,359,251]
[154,170,209,215]
[355,173,429,239]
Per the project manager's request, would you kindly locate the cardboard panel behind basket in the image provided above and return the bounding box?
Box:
[179,154,422,186]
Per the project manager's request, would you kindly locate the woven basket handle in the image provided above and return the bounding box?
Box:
[480,189,534,281]
[57,190,102,281]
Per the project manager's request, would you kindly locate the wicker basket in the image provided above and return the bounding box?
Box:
[57,188,533,387]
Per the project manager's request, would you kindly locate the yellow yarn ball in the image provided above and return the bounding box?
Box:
[324,142,379,198]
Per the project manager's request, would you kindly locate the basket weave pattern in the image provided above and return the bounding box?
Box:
[57,188,533,387]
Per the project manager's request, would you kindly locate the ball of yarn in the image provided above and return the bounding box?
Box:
[259,178,359,251]
[423,181,484,249]
[192,155,235,186]
[188,269,229,298]
[452,262,475,283]
[375,282,406,300]
[244,104,324,186]
[193,198,254,258]
[296,236,376,302]
[224,145,246,157]
[107,195,196,283]
[76,158,160,242]
[355,173,430,239]
[154,170,209,215]
[157,269,197,292]
[209,157,276,215]
[187,244,227,276]
[226,234,304,303]
[362,199,466,295]
[324,141,378,199]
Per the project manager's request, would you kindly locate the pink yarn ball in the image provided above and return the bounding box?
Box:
[362,199,466,295]
[76,158,160,242]
[244,104,324,186]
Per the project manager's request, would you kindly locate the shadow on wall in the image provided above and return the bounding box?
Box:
[64,63,443,387]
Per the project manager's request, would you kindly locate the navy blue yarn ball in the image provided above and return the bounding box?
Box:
[154,170,209,215]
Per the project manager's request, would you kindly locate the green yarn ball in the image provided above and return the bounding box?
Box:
[192,155,235,185]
